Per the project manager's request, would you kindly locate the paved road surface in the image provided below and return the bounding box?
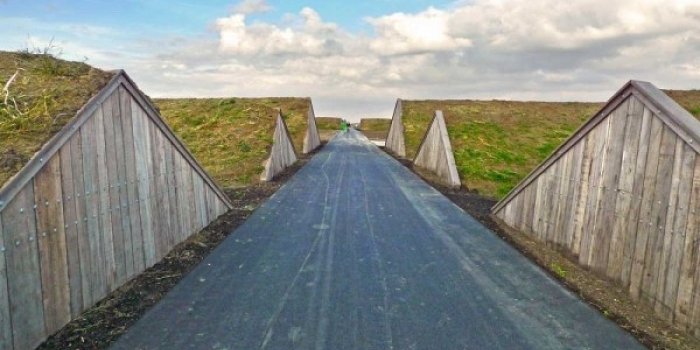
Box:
[111,130,645,350]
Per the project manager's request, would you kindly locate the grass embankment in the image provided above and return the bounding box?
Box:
[154,98,309,187]
[0,50,114,187]
[314,116,342,142]
[664,90,700,119]
[403,100,602,199]
[358,118,391,132]
[358,118,391,140]
[315,117,342,130]
[404,92,700,199]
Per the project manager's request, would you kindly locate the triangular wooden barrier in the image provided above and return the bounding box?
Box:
[303,99,321,154]
[261,110,298,181]
[413,110,461,188]
[385,99,406,157]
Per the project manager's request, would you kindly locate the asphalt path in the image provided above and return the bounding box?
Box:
[111,130,645,350]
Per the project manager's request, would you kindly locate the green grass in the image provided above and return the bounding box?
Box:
[403,100,602,199]
[358,118,391,132]
[154,97,310,187]
[0,50,114,187]
[315,117,342,130]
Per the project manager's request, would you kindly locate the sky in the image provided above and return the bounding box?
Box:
[1,0,700,121]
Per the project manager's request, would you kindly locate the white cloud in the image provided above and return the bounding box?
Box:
[368,7,472,55]
[231,0,273,15]
[5,0,700,121]
[214,8,348,56]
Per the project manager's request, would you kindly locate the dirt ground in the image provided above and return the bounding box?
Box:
[37,146,700,350]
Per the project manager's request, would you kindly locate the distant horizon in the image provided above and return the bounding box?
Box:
[2,0,699,122]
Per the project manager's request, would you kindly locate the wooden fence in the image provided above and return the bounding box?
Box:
[493,81,700,335]
[0,71,231,350]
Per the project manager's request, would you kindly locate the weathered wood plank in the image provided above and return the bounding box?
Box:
[93,104,115,292]
[175,154,188,243]
[542,163,557,244]
[654,137,685,313]
[640,124,677,304]
[564,142,585,250]
[531,175,546,239]
[34,155,70,335]
[120,86,144,276]
[607,99,641,282]
[660,144,695,320]
[111,92,135,281]
[81,115,107,304]
[572,135,592,256]
[185,163,197,235]
[552,152,571,248]
[2,185,44,350]
[58,142,83,318]
[102,94,126,287]
[0,215,12,350]
[580,117,610,267]
[193,173,206,231]
[164,138,178,251]
[591,100,628,274]
[630,113,664,300]
[520,181,535,233]
[70,130,92,310]
[131,99,156,268]
[621,104,652,289]
[153,128,171,260]
[676,157,700,329]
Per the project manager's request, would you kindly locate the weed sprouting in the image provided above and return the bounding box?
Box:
[550,262,567,278]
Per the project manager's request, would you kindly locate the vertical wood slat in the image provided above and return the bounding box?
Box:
[564,142,585,250]
[552,152,571,248]
[102,96,125,287]
[164,138,178,250]
[607,99,640,281]
[112,93,134,281]
[34,154,70,335]
[629,115,664,300]
[580,116,611,267]
[2,185,44,350]
[591,101,628,273]
[59,140,83,318]
[572,134,593,256]
[132,98,156,268]
[688,159,700,335]
[676,158,700,329]
[0,215,12,350]
[659,144,695,320]
[153,128,170,260]
[70,130,92,310]
[654,137,685,314]
[641,125,677,304]
[94,103,115,292]
[81,115,107,305]
[120,87,144,276]
[621,106,653,289]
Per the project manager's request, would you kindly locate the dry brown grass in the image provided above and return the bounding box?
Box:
[0,50,114,187]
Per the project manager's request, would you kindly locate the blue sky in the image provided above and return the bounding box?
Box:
[2,0,700,120]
